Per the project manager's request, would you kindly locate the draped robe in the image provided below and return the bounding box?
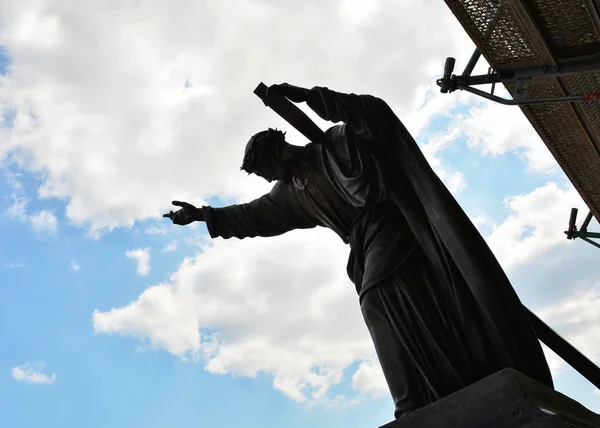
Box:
[202,87,553,418]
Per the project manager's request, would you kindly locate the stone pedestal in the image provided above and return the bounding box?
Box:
[380,369,600,427]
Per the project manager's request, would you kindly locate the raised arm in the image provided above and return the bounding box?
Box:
[203,183,316,239]
[201,182,317,240]
[271,83,397,140]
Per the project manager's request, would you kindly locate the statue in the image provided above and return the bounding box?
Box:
[164,83,553,419]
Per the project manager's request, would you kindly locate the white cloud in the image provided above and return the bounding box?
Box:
[0,0,479,405]
[11,363,56,384]
[71,260,80,270]
[94,229,374,403]
[145,225,168,235]
[402,82,557,196]
[535,280,600,374]
[351,357,388,397]
[0,0,476,234]
[473,182,600,382]
[541,344,566,376]
[29,210,58,234]
[5,194,27,220]
[403,79,472,139]
[3,171,23,190]
[126,247,151,276]
[402,79,486,196]
[456,100,556,173]
[470,215,492,229]
[7,0,589,410]
[486,183,586,270]
[161,241,177,253]
[4,195,59,234]
[339,0,378,24]
[9,10,63,49]
[419,124,467,194]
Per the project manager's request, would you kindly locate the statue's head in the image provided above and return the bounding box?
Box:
[241,128,292,183]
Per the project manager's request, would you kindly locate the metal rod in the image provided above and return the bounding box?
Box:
[580,236,600,249]
[457,83,588,105]
[526,307,600,390]
[440,57,456,93]
[566,208,579,239]
[513,61,600,79]
[462,49,481,78]
[460,60,600,87]
[580,211,594,231]
[584,232,600,238]
[462,74,503,86]
[582,0,600,46]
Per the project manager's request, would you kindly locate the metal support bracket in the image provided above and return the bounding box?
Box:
[565,208,600,250]
[436,48,600,105]
[513,77,532,101]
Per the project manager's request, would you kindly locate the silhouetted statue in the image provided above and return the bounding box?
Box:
[164,83,553,419]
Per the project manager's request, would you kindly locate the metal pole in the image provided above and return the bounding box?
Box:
[457,83,588,105]
[526,307,600,390]
[580,211,594,231]
[580,237,600,249]
[462,49,481,78]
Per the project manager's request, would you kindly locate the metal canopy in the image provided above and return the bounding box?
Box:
[438,0,600,390]
[442,0,600,221]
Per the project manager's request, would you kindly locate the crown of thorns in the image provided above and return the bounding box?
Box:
[240,128,287,174]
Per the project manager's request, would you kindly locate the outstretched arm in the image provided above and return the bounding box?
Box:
[271,83,397,140]
[164,182,317,240]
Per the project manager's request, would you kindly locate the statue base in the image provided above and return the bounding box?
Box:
[380,368,600,427]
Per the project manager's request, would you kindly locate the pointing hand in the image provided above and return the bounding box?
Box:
[163,201,204,226]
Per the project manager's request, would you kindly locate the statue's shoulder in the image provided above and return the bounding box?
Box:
[322,124,347,146]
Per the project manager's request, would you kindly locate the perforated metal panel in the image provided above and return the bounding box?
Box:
[444,0,600,218]
[447,0,542,68]
[529,0,600,58]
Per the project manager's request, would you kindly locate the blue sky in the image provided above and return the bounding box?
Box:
[0,144,392,427]
[2,1,600,427]
[0,158,393,427]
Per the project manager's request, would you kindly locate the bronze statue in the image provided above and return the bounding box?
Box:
[164,83,553,419]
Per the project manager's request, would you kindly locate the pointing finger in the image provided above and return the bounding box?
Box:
[172,200,192,209]
[173,201,194,210]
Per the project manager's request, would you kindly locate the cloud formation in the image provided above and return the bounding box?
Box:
[29,209,58,234]
[161,241,177,253]
[351,357,388,398]
[536,279,600,374]
[6,0,596,411]
[95,229,376,402]
[0,0,476,234]
[12,363,56,384]
[126,247,151,276]
[4,194,59,234]
[486,183,586,270]
[94,180,600,403]
[455,100,557,173]
[1,0,482,405]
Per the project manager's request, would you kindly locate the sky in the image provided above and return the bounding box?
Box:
[1,0,600,427]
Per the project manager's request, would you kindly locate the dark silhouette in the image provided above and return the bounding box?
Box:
[164,83,553,419]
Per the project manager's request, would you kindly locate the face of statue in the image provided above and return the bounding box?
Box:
[242,129,294,183]
[252,151,293,183]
